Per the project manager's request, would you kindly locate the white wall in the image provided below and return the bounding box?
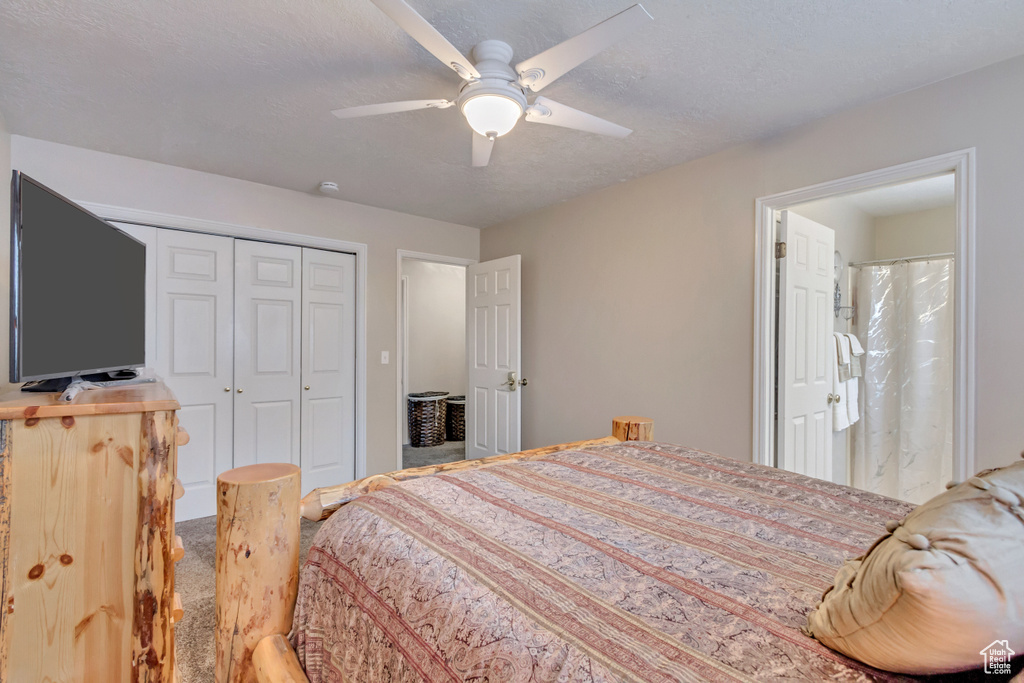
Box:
[402,259,466,443]
[0,114,10,396]
[787,201,874,484]
[874,205,956,260]
[481,53,1024,475]
[9,136,479,477]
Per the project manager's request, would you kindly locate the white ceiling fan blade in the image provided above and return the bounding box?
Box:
[515,4,652,92]
[472,133,494,167]
[331,99,453,119]
[369,0,480,80]
[524,96,631,138]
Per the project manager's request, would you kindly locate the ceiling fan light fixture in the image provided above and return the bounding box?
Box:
[461,93,523,138]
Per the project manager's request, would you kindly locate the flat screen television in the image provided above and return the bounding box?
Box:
[10,171,146,384]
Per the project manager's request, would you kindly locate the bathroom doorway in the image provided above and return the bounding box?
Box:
[753,150,975,502]
[783,174,956,502]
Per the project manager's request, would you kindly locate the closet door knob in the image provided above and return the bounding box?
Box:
[827,394,835,405]
[304,385,310,391]
[237,388,244,394]
[224,387,231,392]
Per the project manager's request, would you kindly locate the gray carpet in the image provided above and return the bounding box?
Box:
[174,515,322,682]
[402,440,465,468]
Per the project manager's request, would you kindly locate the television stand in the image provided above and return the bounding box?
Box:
[21,369,140,393]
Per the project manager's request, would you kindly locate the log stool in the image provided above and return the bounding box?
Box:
[215,464,301,683]
[612,415,654,442]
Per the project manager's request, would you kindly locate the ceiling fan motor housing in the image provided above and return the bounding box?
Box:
[458,40,528,137]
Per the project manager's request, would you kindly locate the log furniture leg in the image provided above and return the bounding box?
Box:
[216,463,301,683]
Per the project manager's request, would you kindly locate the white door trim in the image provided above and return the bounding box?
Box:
[78,201,370,480]
[396,250,477,471]
[753,148,976,481]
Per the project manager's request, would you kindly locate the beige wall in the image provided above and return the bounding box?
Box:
[402,259,466,442]
[481,53,1024,474]
[874,205,956,260]
[9,136,479,477]
[0,114,10,395]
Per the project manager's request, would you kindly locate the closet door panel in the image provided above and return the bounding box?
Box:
[234,240,302,468]
[301,249,356,494]
[155,229,235,521]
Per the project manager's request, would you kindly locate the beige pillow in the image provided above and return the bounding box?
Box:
[804,458,1024,675]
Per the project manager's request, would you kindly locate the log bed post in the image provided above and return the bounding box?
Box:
[215,417,651,683]
[612,415,654,442]
[215,463,301,683]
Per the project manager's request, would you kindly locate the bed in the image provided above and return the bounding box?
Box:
[212,418,923,682]
[290,440,914,682]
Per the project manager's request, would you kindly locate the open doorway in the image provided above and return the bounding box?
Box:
[783,174,956,502]
[397,252,475,470]
[754,150,975,503]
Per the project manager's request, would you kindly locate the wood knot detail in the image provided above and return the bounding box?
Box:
[60,554,74,566]
[25,418,40,427]
[245,548,251,559]
[61,416,75,428]
[28,564,45,580]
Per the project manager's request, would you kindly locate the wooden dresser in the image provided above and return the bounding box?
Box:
[0,382,187,682]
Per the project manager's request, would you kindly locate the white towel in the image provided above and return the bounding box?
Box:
[846,333,865,379]
[832,335,851,431]
[845,367,860,427]
[836,332,853,382]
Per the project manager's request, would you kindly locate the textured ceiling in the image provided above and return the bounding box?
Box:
[2,1,1024,228]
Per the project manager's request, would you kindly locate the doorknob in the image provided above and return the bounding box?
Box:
[504,371,518,391]
[237,388,244,394]
[304,385,310,391]
[518,378,528,387]
[827,394,834,405]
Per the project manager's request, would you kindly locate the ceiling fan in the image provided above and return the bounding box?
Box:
[331,0,653,167]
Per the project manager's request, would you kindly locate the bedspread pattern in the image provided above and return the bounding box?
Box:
[293,442,915,682]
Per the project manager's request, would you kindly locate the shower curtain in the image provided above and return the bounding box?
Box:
[851,258,954,504]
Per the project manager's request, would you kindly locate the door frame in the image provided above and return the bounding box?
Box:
[396,250,477,471]
[78,201,370,480]
[752,148,976,481]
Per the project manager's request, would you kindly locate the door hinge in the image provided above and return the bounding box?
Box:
[775,242,787,259]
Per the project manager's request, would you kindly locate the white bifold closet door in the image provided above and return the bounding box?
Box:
[123,226,357,520]
[300,249,356,496]
[233,240,303,469]
[154,229,236,520]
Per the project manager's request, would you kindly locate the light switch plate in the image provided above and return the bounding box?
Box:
[381,351,389,364]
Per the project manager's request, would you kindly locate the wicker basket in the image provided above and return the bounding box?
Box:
[407,391,448,447]
[446,395,466,441]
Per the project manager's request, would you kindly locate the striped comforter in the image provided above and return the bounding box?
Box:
[292,441,915,682]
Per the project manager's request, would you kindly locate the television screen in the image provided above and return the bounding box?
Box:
[10,172,145,382]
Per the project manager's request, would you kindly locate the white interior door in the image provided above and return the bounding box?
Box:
[466,255,522,459]
[154,229,235,520]
[778,211,835,480]
[233,240,302,468]
[300,248,356,495]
